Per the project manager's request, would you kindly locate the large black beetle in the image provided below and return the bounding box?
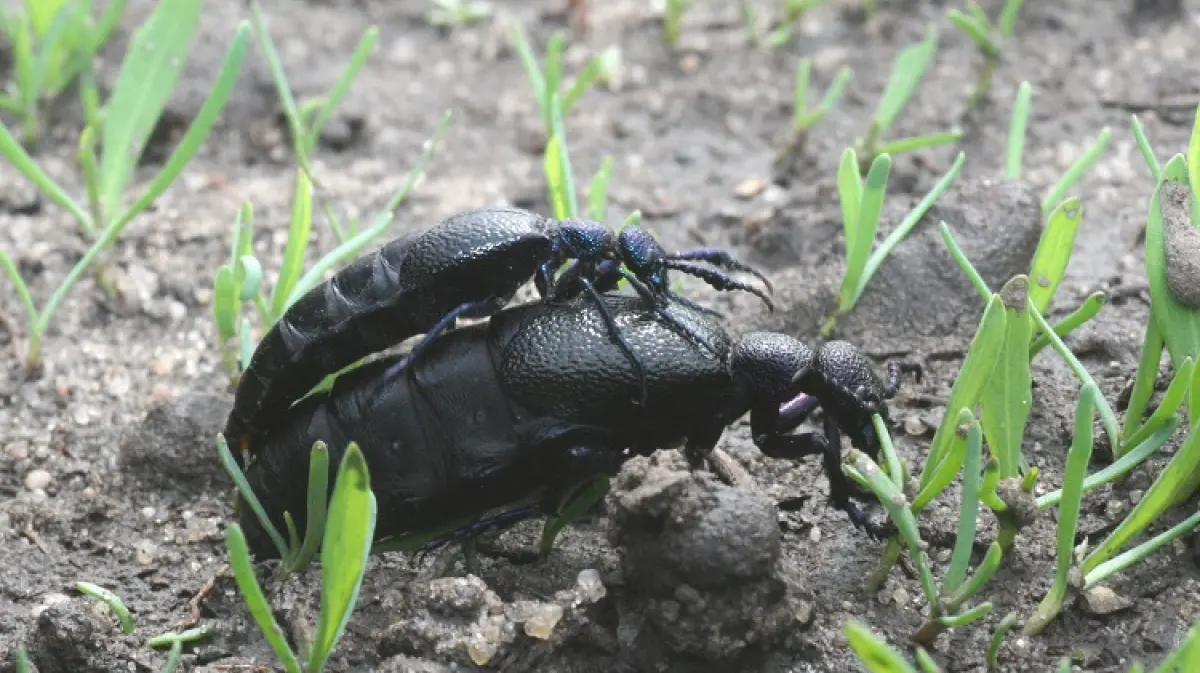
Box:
[235,292,918,559]
[223,207,773,466]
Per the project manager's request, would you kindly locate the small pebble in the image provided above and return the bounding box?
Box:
[1082,586,1133,615]
[24,469,51,491]
[523,603,564,640]
[809,526,822,543]
[892,588,910,607]
[576,569,606,603]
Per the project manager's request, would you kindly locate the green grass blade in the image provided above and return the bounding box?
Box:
[97,0,201,218]
[1029,291,1105,358]
[1081,417,1200,576]
[113,19,249,227]
[0,120,91,227]
[873,26,938,135]
[839,153,891,311]
[1023,383,1098,636]
[1006,82,1032,179]
[845,450,938,606]
[793,58,811,127]
[988,612,1019,671]
[914,297,1006,507]
[212,265,238,341]
[227,524,303,673]
[562,54,603,115]
[943,418,984,594]
[544,93,579,220]
[216,434,290,560]
[1122,357,1194,450]
[946,541,1003,608]
[75,581,134,634]
[945,9,997,58]
[1131,115,1162,183]
[1084,506,1200,589]
[858,151,964,301]
[308,442,377,672]
[837,147,863,254]
[511,23,546,113]
[844,621,920,673]
[1028,197,1083,312]
[269,169,314,320]
[540,474,609,555]
[1029,302,1122,449]
[250,2,317,180]
[873,414,904,489]
[998,0,1026,35]
[1122,318,1166,442]
[587,155,614,222]
[0,248,37,329]
[308,27,377,154]
[873,130,962,156]
[804,65,853,129]
[1041,126,1112,214]
[1144,158,1200,419]
[939,221,992,299]
[1036,416,1177,509]
[980,276,1033,477]
[291,441,331,571]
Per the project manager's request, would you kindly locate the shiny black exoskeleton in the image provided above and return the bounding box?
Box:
[234,293,919,560]
[224,207,773,467]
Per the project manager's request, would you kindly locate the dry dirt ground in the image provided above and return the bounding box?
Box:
[2,0,1200,671]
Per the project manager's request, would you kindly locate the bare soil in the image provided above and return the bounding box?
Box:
[2,1,1200,671]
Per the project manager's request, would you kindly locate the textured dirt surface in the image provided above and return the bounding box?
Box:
[2,0,1200,671]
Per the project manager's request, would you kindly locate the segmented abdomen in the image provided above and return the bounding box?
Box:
[223,208,555,464]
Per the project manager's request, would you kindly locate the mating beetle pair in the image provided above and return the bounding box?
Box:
[222,207,919,559]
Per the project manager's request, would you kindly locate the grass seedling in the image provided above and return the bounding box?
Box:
[1002,83,1112,217]
[767,0,834,47]
[855,26,961,168]
[1022,384,1098,635]
[822,149,965,335]
[148,625,212,673]
[250,0,378,242]
[773,59,852,168]
[225,441,376,673]
[0,0,128,145]
[512,22,605,138]
[945,0,1026,108]
[662,0,695,47]
[0,8,248,374]
[427,0,493,28]
[211,113,451,380]
[75,581,135,634]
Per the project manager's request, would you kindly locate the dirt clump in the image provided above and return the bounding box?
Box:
[604,450,808,665]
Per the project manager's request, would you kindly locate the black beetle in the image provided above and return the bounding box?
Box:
[223,207,773,466]
[233,291,919,559]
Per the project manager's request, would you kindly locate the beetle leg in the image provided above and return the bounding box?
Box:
[884,360,923,397]
[383,297,508,381]
[665,248,775,293]
[664,260,775,312]
[750,400,884,539]
[776,393,820,432]
[576,278,651,407]
[617,268,723,357]
[413,506,542,563]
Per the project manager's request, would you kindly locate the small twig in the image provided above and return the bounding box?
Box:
[709,447,757,490]
[23,524,51,556]
[0,309,27,369]
[1099,98,1198,124]
[175,563,229,629]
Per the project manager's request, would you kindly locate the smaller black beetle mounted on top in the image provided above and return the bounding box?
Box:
[233,292,920,559]
[223,207,774,468]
